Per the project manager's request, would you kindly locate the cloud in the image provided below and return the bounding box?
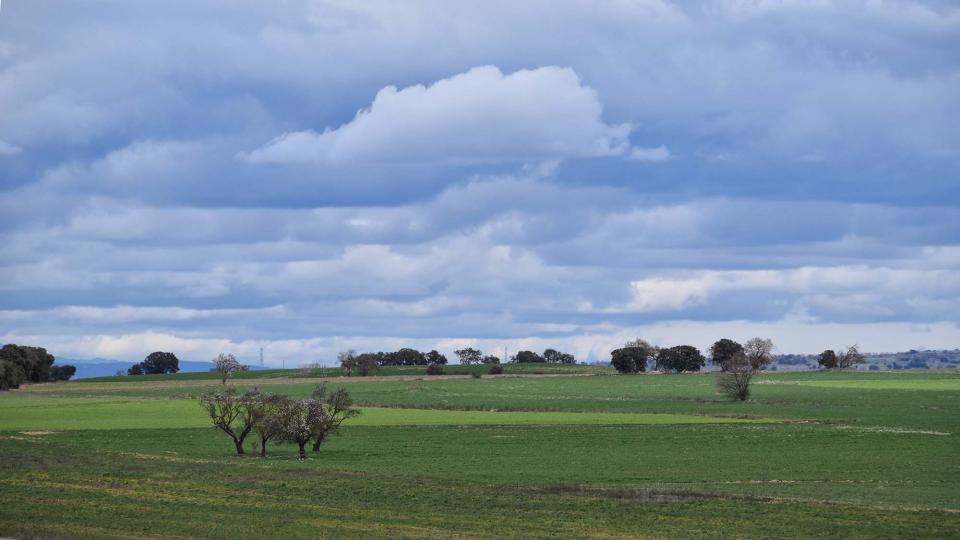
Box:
[1,1,958,361]
[241,65,632,164]
[0,140,21,155]
[627,145,673,162]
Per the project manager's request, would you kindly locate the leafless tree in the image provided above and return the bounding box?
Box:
[837,345,865,368]
[742,338,775,370]
[338,350,358,376]
[249,393,290,457]
[310,384,360,451]
[717,352,754,401]
[200,387,261,455]
[213,353,243,385]
[276,398,327,459]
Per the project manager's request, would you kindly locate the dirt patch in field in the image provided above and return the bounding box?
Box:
[19,431,55,436]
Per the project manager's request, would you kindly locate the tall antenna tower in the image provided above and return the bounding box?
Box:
[259,347,264,367]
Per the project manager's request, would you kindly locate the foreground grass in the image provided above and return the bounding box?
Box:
[2,369,958,538]
[1,426,958,539]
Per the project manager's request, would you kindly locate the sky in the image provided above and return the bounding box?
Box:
[1,0,959,366]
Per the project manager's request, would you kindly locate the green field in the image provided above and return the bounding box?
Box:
[2,368,959,538]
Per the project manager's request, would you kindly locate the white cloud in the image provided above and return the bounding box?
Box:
[0,139,21,155]
[5,319,959,365]
[618,266,960,314]
[241,65,632,164]
[627,145,673,162]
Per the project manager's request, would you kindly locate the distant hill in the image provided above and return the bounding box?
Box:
[775,349,960,371]
[57,358,268,379]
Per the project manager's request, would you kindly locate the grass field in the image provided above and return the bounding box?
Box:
[2,367,959,538]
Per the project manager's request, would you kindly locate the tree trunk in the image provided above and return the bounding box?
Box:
[260,435,268,457]
[234,438,245,455]
[297,442,307,460]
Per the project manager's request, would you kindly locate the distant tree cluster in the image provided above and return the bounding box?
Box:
[818,345,864,369]
[606,337,778,401]
[610,339,657,373]
[128,351,180,376]
[453,347,503,366]
[510,348,575,364]
[0,344,76,390]
[201,383,358,459]
[337,348,450,376]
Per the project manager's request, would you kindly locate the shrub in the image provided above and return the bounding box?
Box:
[717,369,754,401]
[426,363,445,375]
[488,364,504,375]
[717,352,754,401]
[470,372,482,379]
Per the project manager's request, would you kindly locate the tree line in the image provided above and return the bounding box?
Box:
[201,383,358,459]
[335,346,576,376]
[0,344,76,390]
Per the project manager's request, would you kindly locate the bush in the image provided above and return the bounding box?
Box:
[49,365,77,381]
[426,364,445,375]
[717,370,754,401]
[488,364,504,375]
[470,372,482,379]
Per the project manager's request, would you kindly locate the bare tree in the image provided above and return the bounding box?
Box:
[213,353,243,385]
[837,345,865,368]
[338,350,358,376]
[249,393,290,457]
[742,338,775,370]
[200,387,261,455]
[717,352,754,401]
[276,398,327,459]
[310,384,360,451]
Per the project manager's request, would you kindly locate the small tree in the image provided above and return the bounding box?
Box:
[710,339,744,372]
[355,353,380,376]
[455,347,483,365]
[310,384,360,452]
[742,338,775,371]
[200,387,261,455]
[0,360,27,391]
[837,345,865,368]
[512,350,544,363]
[481,355,501,365]
[276,398,326,459]
[717,352,754,401]
[817,350,838,369]
[249,393,289,457]
[49,364,77,381]
[141,351,180,374]
[213,353,243,385]
[543,349,575,364]
[655,345,705,373]
[610,338,657,373]
[338,350,358,376]
[425,350,447,365]
[127,363,144,376]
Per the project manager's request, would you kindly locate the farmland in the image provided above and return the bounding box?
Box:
[2,368,959,538]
